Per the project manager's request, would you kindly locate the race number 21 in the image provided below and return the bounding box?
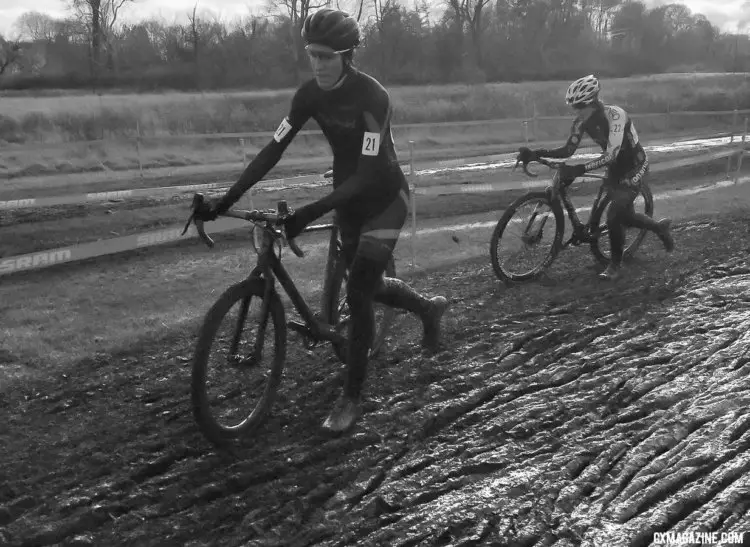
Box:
[362,132,381,156]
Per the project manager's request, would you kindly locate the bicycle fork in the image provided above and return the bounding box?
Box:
[522,206,550,246]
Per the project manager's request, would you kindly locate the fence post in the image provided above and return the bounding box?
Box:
[239,137,260,249]
[409,140,417,272]
[731,109,738,144]
[666,100,671,132]
[135,120,144,179]
[734,117,748,184]
[98,92,105,141]
[532,100,539,142]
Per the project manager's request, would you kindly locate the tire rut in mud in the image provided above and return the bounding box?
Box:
[2,215,750,546]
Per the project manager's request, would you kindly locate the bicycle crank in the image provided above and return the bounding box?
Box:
[287,320,319,350]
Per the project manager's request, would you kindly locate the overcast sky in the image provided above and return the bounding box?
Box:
[0,0,743,38]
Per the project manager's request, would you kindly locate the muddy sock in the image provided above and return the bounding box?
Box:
[608,221,625,267]
[343,298,373,401]
[374,277,431,317]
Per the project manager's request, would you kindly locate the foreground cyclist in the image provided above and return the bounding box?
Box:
[517,74,674,280]
[197,8,448,433]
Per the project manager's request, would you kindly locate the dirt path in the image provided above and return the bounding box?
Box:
[2,209,750,546]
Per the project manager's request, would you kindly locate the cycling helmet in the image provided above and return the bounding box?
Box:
[301,9,361,52]
[565,75,600,107]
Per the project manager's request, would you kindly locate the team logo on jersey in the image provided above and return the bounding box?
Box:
[274,118,293,143]
[608,108,621,121]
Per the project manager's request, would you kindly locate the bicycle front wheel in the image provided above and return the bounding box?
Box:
[325,254,397,363]
[589,184,654,267]
[191,277,286,447]
[490,191,565,284]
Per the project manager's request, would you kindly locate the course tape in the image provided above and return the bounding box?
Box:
[0,173,335,210]
[412,149,738,196]
[0,148,742,277]
[2,134,741,210]
[0,216,248,276]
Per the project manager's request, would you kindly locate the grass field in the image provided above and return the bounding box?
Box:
[0,72,748,178]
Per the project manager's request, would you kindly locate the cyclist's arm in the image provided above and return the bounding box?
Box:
[300,92,393,216]
[216,89,312,215]
[580,107,626,173]
[537,117,585,159]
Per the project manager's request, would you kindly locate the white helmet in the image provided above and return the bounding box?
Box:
[565,74,600,107]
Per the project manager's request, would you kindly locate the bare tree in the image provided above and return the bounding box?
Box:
[68,0,135,71]
[445,0,491,68]
[14,12,59,42]
[0,37,22,76]
[187,4,202,62]
[266,0,329,76]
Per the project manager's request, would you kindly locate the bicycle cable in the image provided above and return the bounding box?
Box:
[249,223,285,260]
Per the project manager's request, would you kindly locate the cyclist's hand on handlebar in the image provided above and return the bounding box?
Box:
[279,203,320,241]
[194,197,223,222]
[517,147,538,165]
[559,163,586,184]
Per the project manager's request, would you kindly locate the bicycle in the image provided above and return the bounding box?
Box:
[490,157,654,284]
[181,192,395,447]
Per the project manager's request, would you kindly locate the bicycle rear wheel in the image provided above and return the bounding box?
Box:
[589,184,654,266]
[325,254,397,362]
[490,191,565,283]
[191,277,286,447]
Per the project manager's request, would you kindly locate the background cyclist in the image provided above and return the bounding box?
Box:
[517,74,674,280]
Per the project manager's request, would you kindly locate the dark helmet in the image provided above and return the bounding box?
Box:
[301,8,361,52]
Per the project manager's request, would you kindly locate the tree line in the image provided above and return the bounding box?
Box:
[0,0,748,91]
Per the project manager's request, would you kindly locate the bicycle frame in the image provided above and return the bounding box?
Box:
[243,218,347,352]
[516,158,608,248]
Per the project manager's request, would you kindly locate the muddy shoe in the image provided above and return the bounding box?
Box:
[321,395,362,434]
[421,296,449,353]
[656,218,674,252]
[598,264,620,281]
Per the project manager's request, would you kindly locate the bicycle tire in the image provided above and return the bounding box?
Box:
[324,254,397,363]
[589,184,654,267]
[490,191,565,284]
[191,277,286,447]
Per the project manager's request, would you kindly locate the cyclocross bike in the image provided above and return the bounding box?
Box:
[490,157,654,284]
[181,191,395,448]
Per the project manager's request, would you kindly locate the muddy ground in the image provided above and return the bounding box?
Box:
[2,207,750,546]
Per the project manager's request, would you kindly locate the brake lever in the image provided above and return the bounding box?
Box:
[182,192,216,248]
[181,212,194,236]
[195,217,215,248]
[276,200,305,258]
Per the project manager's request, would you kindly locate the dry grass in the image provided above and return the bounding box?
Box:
[2,73,748,140]
[1,72,747,178]
[1,111,743,181]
